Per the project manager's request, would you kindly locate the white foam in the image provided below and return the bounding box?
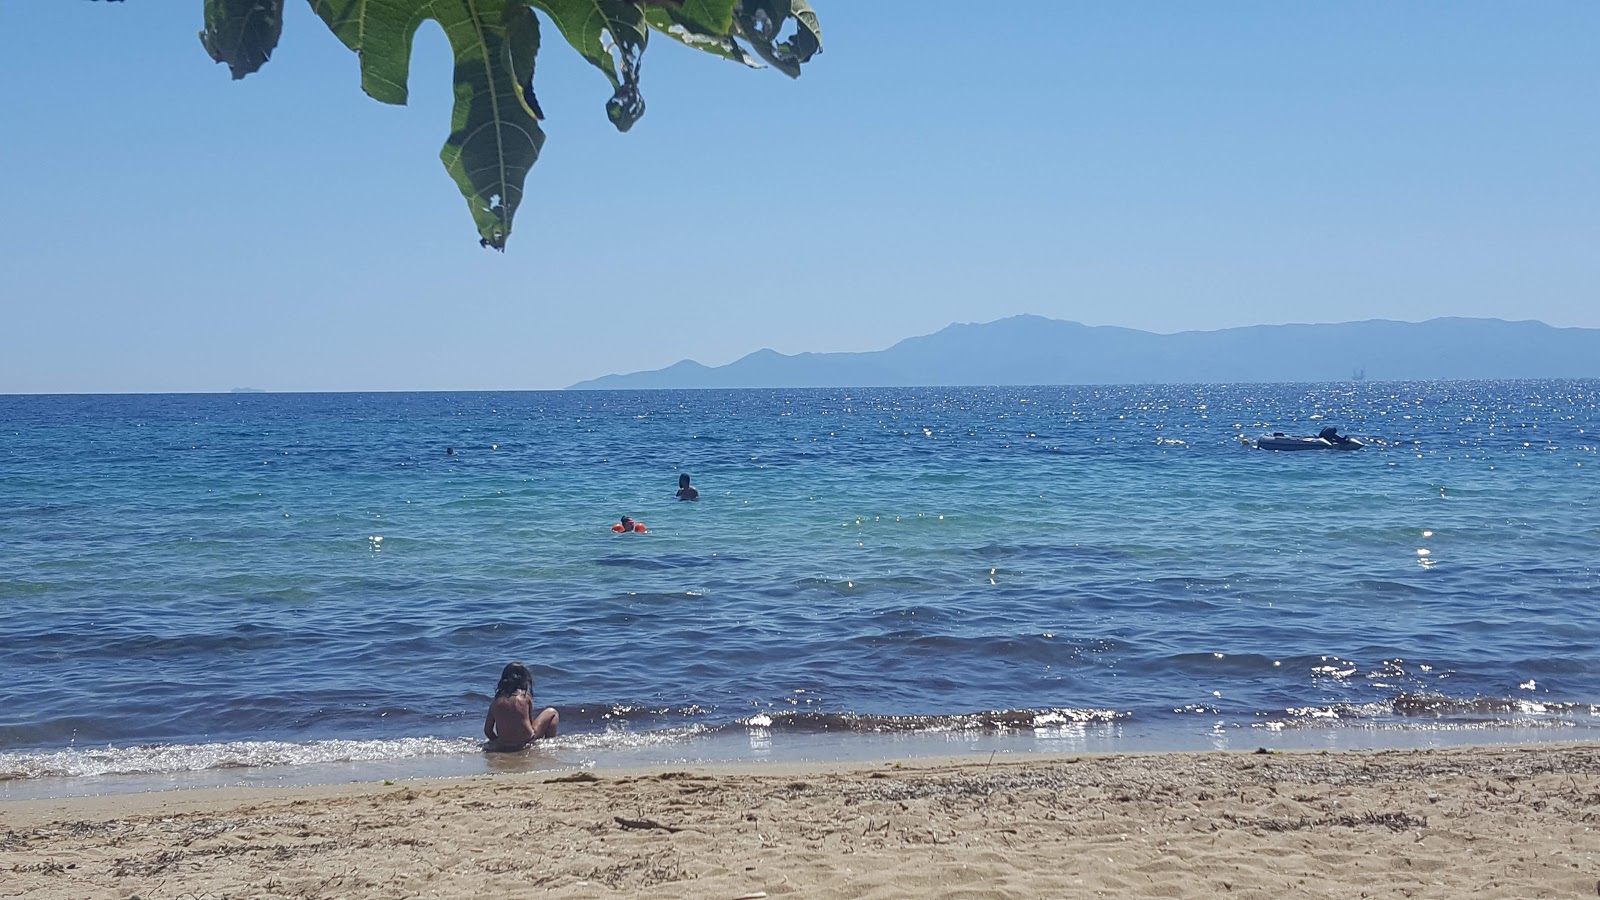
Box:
[560,726,709,750]
[1032,709,1124,726]
[0,736,482,780]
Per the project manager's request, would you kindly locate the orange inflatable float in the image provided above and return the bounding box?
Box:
[612,517,647,533]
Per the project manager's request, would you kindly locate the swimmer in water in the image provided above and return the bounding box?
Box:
[483,662,559,752]
[676,473,699,501]
[613,516,647,533]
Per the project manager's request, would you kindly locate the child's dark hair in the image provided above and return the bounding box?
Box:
[495,662,533,698]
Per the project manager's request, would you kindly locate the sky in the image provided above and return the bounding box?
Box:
[1,2,1596,393]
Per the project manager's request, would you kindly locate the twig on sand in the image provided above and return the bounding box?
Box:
[614,816,684,833]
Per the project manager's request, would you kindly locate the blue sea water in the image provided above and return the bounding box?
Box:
[1,382,1597,796]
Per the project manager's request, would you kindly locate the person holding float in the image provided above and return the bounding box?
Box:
[612,516,647,533]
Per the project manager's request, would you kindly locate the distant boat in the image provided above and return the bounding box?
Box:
[1352,367,1366,381]
[1256,427,1364,452]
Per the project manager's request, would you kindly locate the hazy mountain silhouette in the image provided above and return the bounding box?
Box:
[569,316,1600,389]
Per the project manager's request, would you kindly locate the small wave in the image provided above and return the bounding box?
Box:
[595,555,716,571]
[0,736,482,781]
[1263,692,1600,729]
[1167,651,1283,675]
[553,725,713,753]
[557,702,717,727]
[1389,692,1597,717]
[732,708,1127,734]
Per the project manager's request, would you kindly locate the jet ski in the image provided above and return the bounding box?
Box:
[1255,426,1364,451]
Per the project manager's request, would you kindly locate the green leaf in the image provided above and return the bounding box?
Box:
[311,0,546,249]
[200,0,285,80]
[504,1,547,120]
[171,0,822,248]
[643,3,756,68]
[528,0,651,131]
[645,0,736,34]
[307,1,427,105]
[734,0,820,78]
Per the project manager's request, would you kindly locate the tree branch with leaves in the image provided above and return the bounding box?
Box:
[99,0,821,249]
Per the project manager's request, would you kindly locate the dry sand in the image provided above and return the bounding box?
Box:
[3,743,1599,899]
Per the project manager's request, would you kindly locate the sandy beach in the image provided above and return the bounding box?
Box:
[3,743,1597,899]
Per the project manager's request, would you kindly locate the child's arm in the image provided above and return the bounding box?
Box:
[484,708,498,741]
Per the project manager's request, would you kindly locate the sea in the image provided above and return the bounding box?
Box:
[2,382,1597,799]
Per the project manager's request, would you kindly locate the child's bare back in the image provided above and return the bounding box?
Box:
[483,662,560,752]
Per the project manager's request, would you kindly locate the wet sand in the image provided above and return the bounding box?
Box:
[3,743,1598,898]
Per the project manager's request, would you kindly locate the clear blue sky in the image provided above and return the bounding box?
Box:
[1,2,1596,392]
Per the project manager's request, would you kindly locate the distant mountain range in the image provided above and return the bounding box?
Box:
[569,316,1600,389]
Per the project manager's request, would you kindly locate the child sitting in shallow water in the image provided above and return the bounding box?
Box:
[483,662,559,751]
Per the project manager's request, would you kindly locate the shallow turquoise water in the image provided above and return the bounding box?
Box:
[1,382,1597,787]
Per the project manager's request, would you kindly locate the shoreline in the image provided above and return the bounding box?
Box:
[5,742,1598,898]
[4,718,1597,803]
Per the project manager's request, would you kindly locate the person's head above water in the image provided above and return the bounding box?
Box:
[495,662,533,698]
[620,516,634,530]
[679,474,691,489]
